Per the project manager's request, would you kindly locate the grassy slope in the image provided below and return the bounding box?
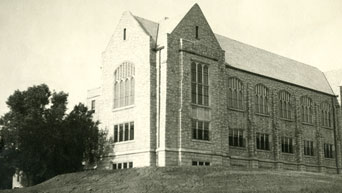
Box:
[1,167,342,193]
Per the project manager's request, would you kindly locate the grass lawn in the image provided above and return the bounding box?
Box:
[1,166,342,193]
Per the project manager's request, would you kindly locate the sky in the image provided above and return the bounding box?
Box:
[0,0,342,116]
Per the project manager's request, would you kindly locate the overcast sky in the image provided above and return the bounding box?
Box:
[1,0,342,116]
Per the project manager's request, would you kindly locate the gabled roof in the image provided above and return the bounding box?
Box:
[325,68,342,102]
[129,4,335,96]
[215,34,334,95]
[133,15,159,43]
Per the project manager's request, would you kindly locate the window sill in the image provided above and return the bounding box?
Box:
[281,152,294,155]
[191,139,212,144]
[324,157,335,160]
[302,122,314,126]
[112,105,135,112]
[303,155,315,158]
[279,117,293,122]
[227,107,245,113]
[256,149,271,152]
[229,146,246,150]
[191,103,210,109]
[322,126,333,130]
[255,113,270,117]
[113,140,135,145]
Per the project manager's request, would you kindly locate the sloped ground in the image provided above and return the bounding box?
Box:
[2,166,342,193]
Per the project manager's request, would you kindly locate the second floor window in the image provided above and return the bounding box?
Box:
[192,119,209,141]
[321,102,332,128]
[301,96,313,124]
[191,62,209,106]
[91,100,96,112]
[255,84,269,115]
[114,62,135,109]
[256,132,270,150]
[227,77,243,110]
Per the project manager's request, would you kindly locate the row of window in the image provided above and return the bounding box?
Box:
[113,122,134,143]
[192,161,210,166]
[112,162,133,170]
[229,129,334,158]
[227,77,333,127]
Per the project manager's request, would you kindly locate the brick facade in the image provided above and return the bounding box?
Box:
[87,4,342,173]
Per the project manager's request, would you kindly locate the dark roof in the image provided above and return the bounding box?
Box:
[215,34,334,95]
[134,16,159,42]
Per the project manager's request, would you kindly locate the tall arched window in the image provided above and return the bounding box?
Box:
[227,77,243,110]
[300,96,313,124]
[321,102,332,127]
[191,61,209,106]
[255,84,269,115]
[279,90,291,119]
[114,62,135,108]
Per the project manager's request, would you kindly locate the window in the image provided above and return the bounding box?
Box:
[195,26,199,39]
[255,84,269,115]
[321,102,332,128]
[192,119,209,141]
[300,96,313,124]
[256,133,270,150]
[303,140,314,156]
[113,62,135,108]
[113,162,133,170]
[114,122,134,143]
[229,129,244,147]
[123,28,126,40]
[192,161,210,166]
[191,62,209,106]
[281,136,293,153]
[227,77,243,110]
[324,143,334,158]
[279,91,291,119]
[91,100,96,112]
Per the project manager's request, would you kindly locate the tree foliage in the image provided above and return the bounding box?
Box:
[0,84,106,187]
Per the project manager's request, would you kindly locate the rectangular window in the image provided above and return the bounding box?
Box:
[130,122,134,140]
[91,100,95,112]
[113,162,133,170]
[229,129,244,147]
[113,163,117,170]
[118,163,122,169]
[192,161,210,166]
[123,28,126,40]
[114,122,134,143]
[304,140,314,156]
[119,124,123,142]
[123,163,127,169]
[129,162,133,168]
[195,26,199,39]
[191,62,209,106]
[281,136,293,153]
[124,123,129,141]
[256,133,270,150]
[324,143,334,158]
[192,119,209,141]
[114,125,118,142]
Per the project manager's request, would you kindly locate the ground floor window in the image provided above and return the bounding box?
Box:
[192,161,210,166]
[303,140,314,156]
[324,143,334,158]
[113,162,133,170]
[256,132,270,150]
[281,136,293,153]
[114,122,134,143]
[229,129,245,147]
[192,119,209,141]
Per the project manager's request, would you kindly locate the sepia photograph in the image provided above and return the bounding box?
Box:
[1,0,342,192]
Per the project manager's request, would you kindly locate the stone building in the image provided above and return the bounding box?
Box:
[87,4,342,173]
